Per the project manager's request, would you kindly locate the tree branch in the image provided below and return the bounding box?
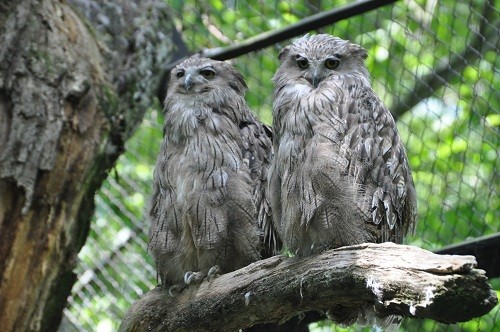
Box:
[119,243,498,331]
[434,233,500,279]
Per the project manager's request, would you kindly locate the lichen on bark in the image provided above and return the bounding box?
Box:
[0,0,186,330]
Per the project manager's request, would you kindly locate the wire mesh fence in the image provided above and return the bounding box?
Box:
[63,0,499,330]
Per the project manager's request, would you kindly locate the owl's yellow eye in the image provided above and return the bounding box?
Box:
[325,58,340,69]
[200,68,216,78]
[296,58,309,69]
[176,70,185,78]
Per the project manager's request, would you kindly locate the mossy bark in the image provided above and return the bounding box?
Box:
[0,0,185,330]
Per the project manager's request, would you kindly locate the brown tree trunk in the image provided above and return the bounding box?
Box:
[0,0,185,330]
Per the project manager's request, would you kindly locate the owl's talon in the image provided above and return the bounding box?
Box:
[184,271,193,284]
[207,265,220,281]
[184,271,205,285]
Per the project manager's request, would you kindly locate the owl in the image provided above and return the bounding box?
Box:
[148,56,274,291]
[270,34,417,255]
[269,33,417,327]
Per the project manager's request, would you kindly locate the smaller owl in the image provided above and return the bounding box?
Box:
[148,56,273,291]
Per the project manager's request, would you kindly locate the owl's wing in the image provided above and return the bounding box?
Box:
[148,163,181,253]
[342,89,418,243]
[238,113,281,256]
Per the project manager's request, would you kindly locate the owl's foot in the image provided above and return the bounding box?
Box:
[206,265,220,281]
[184,265,220,285]
[168,284,186,297]
[184,271,205,285]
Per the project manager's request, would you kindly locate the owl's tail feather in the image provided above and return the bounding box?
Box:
[325,305,402,332]
[356,305,402,332]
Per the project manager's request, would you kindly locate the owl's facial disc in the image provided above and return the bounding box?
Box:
[175,65,216,93]
[295,53,342,88]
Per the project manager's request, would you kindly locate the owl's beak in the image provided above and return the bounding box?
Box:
[184,74,194,91]
[312,70,321,88]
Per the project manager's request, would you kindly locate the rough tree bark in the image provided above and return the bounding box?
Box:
[119,243,498,332]
[0,0,185,331]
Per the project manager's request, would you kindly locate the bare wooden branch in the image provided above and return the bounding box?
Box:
[119,243,498,331]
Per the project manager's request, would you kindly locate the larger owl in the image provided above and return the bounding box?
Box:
[270,34,417,256]
[148,56,273,290]
[269,33,417,329]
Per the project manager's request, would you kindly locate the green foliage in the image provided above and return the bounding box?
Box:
[67,0,499,331]
[66,110,164,331]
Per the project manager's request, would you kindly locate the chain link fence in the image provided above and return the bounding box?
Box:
[63,0,499,330]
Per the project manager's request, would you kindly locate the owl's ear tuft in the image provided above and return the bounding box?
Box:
[278,45,291,62]
[350,43,368,60]
[228,69,248,93]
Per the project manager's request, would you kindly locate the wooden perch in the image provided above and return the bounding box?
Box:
[119,243,498,331]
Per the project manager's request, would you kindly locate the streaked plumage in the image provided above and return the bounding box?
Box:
[269,34,418,328]
[148,56,273,289]
[270,34,417,256]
